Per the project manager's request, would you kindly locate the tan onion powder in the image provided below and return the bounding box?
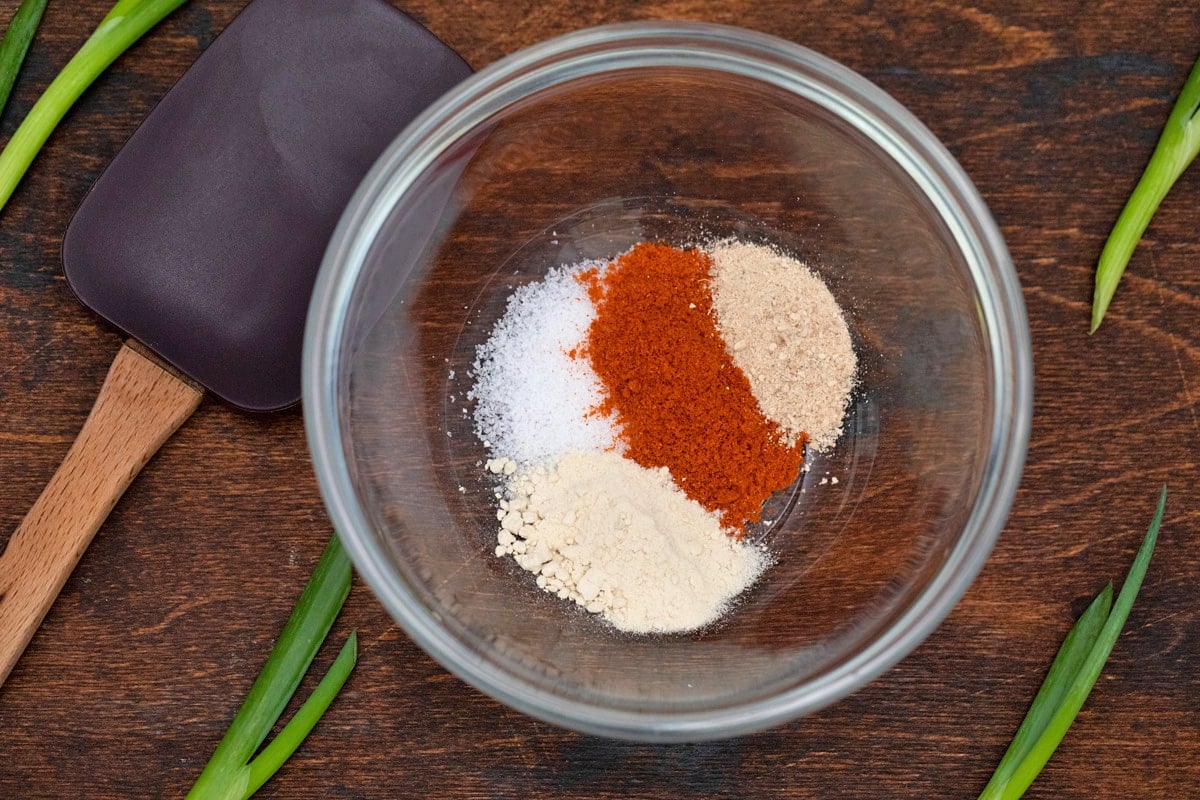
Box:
[708,240,856,451]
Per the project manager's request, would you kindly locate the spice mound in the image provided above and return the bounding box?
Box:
[468,240,856,634]
[577,244,804,530]
[490,451,767,634]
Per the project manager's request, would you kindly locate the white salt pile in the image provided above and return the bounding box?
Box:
[467,263,617,463]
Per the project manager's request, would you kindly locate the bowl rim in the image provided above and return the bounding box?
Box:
[303,19,1033,742]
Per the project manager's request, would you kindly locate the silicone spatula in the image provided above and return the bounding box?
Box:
[0,0,471,685]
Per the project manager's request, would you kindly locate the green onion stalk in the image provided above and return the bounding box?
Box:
[0,0,188,215]
[1091,54,1200,332]
[977,487,1166,800]
[0,0,49,116]
[186,535,357,800]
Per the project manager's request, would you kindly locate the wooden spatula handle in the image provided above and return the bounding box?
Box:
[0,341,203,686]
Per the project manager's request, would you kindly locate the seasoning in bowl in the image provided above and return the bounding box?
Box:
[469,240,856,633]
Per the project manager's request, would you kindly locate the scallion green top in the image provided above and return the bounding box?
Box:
[1091,55,1200,332]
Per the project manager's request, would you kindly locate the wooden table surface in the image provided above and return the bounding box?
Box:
[1,1,1198,797]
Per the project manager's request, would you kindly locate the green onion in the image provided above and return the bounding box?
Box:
[0,0,48,117]
[0,0,187,215]
[976,585,1112,797]
[977,486,1166,800]
[1091,54,1200,332]
[186,536,357,800]
[243,632,358,798]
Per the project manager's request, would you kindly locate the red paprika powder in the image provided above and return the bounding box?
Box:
[576,242,805,533]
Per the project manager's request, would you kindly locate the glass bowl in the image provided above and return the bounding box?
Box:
[303,21,1031,741]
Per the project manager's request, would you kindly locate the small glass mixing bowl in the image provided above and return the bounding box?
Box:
[303,21,1031,741]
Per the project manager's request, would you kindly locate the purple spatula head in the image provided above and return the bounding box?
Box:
[62,0,471,411]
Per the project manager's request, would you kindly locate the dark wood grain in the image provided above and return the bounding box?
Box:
[1,1,1198,798]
